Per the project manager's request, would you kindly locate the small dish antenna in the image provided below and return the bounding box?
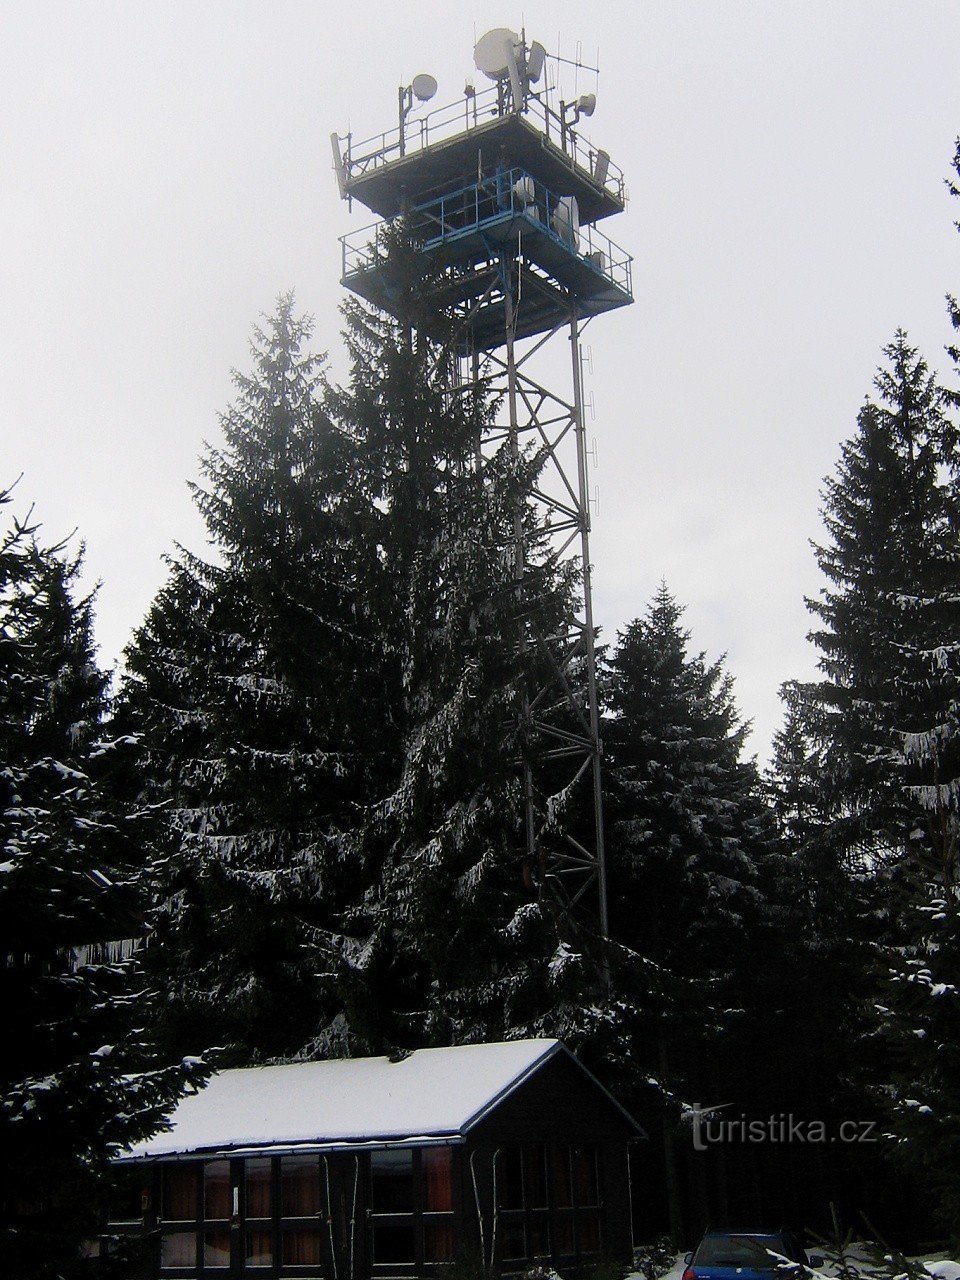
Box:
[411,73,437,103]
[398,72,438,150]
[577,92,596,117]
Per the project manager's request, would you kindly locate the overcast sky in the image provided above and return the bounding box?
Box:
[3,1,959,764]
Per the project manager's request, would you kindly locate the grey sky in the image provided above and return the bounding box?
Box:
[2,1,959,763]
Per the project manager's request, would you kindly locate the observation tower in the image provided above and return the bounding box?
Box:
[331,28,633,936]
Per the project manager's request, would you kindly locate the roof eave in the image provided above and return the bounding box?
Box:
[114,1132,468,1164]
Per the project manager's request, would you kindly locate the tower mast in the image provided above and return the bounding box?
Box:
[332,28,632,936]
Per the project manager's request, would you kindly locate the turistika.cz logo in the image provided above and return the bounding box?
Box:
[687,1103,879,1151]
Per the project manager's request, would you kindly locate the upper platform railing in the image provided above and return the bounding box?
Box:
[334,82,626,207]
[341,165,633,304]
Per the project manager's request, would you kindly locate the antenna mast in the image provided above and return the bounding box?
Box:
[331,27,632,942]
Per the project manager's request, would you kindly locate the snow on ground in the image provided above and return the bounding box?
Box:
[626,1250,960,1280]
[923,1264,960,1280]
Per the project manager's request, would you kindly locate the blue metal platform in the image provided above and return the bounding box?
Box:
[341,167,633,350]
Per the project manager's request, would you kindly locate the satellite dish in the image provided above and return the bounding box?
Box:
[526,40,546,83]
[412,73,437,102]
[577,92,596,117]
[474,27,520,80]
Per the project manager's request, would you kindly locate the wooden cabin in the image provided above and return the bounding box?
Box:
[106,1039,641,1279]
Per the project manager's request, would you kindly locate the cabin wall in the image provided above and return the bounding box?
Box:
[463,1052,637,1271]
[103,1053,640,1279]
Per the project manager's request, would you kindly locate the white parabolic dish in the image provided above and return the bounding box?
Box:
[474,27,519,81]
[411,73,437,102]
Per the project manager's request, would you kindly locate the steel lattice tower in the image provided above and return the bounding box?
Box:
[332,29,633,937]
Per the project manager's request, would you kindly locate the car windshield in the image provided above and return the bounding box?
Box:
[694,1236,782,1268]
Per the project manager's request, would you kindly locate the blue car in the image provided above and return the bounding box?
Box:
[683,1230,823,1280]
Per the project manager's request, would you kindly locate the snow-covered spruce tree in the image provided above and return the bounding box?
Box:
[804,331,957,872]
[603,584,774,1031]
[766,678,866,1057]
[783,326,960,1237]
[870,148,960,1240]
[324,228,614,1052]
[602,584,784,1235]
[124,266,611,1062]
[766,679,897,1235]
[120,296,371,1061]
[0,495,204,1279]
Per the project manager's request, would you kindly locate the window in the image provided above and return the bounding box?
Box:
[498,1148,525,1212]
[526,1147,550,1260]
[497,1145,551,1265]
[203,1162,231,1269]
[245,1158,273,1269]
[160,1165,198,1271]
[368,1146,456,1271]
[551,1146,601,1259]
[495,1144,602,1268]
[527,1148,548,1210]
[422,1148,455,1263]
[280,1154,324,1268]
[496,1149,527,1262]
[572,1147,598,1207]
[371,1149,414,1214]
[107,1169,148,1225]
[370,1150,415,1265]
[163,1166,198,1221]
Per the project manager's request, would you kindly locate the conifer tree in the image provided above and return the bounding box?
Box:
[0,493,203,1278]
[869,144,960,1240]
[804,332,957,871]
[120,296,368,1060]
[602,584,781,1235]
[604,584,771,1011]
[124,266,610,1062]
[773,321,960,1239]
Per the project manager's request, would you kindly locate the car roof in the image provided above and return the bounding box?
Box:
[702,1231,784,1238]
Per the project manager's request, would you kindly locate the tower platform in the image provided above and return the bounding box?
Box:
[336,85,625,226]
[341,166,633,350]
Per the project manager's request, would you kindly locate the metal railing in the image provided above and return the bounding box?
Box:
[335,83,625,206]
[340,166,633,302]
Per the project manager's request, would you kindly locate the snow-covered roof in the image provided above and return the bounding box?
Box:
[123,1039,570,1161]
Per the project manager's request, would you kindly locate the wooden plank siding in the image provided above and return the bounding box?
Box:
[102,1045,641,1280]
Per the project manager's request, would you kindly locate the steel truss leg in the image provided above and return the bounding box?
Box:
[481,253,608,938]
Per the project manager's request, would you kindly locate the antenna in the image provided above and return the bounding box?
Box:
[397,72,438,154]
[526,41,547,83]
[474,27,519,78]
[474,27,524,110]
[411,73,437,103]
